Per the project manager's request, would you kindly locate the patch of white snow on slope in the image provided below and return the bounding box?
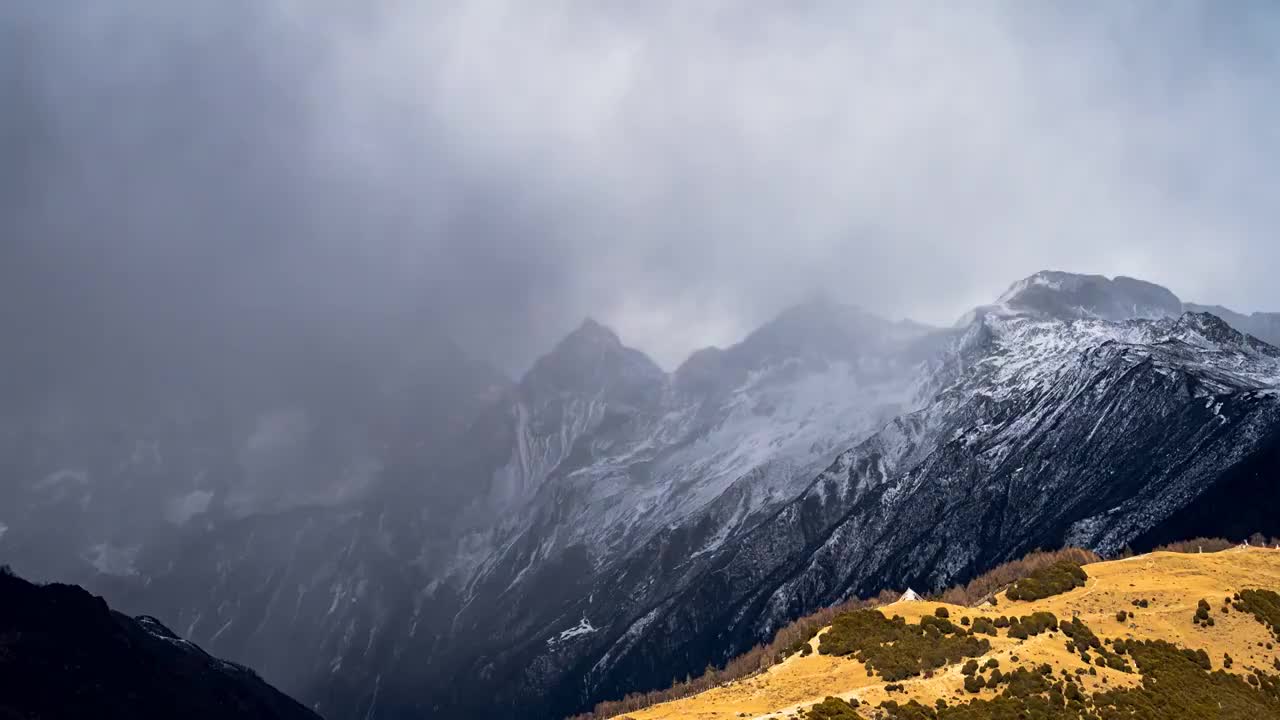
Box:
[548,616,598,646]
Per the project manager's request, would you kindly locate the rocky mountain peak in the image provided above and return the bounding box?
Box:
[957,271,1184,327]
[1172,311,1280,357]
[568,316,623,345]
[1184,303,1280,348]
[993,270,1183,322]
[522,317,664,399]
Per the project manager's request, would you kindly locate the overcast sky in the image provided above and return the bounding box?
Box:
[4,1,1279,375]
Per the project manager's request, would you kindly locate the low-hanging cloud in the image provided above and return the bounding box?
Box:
[3,0,1279,380]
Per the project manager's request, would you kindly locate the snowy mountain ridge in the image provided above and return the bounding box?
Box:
[553,293,1280,720]
[452,299,946,591]
[473,278,1280,717]
[3,270,1279,720]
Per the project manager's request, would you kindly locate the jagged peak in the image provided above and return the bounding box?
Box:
[565,317,623,346]
[1184,303,1280,348]
[523,317,664,395]
[534,316,631,366]
[1172,311,1280,356]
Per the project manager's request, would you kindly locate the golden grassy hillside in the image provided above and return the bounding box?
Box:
[613,547,1280,720]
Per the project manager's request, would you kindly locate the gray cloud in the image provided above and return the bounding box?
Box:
[4,0,1279,378]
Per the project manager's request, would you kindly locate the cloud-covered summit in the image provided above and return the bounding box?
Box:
[4,1,1280,379]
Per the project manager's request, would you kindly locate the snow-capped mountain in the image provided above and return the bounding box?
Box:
[969,270,1183,323]
[425,274,1280,718]
[464,301,942,578]
[4,271,1278,720]
[420,279,1279,718]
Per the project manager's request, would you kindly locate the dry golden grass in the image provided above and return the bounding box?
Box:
[613,547,1280,720]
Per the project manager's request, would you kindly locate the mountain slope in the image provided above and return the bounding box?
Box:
[0,567,320,720]
[615,547,1280,719]
[569,309,1280,715]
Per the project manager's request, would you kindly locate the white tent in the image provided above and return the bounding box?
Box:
[899,588,923,602]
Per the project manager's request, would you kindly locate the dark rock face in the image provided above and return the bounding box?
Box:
[0,568,320,720]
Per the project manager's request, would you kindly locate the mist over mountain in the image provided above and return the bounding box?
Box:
[7,1,1280,377]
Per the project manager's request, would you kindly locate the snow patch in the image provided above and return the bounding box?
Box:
[548,616,598,646]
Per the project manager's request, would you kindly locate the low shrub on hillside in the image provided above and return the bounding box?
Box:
[934,548,1100,607]
[970,617,997,636]
[805,696,864,719]
[1006,611,1058,639]
[1005,561,1087,602]
[1194,598,1212,626]
[819,610,990,682]
[853,637,1280,720]
[1058,617,1131,671]
[1060,617,1099,649]
[1234,589,1280,640]
[1098,639,1280,714]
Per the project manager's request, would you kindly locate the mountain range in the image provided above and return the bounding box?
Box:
[1,270,1278,719]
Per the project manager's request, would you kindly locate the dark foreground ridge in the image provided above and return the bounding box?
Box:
[0,566,320,720]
